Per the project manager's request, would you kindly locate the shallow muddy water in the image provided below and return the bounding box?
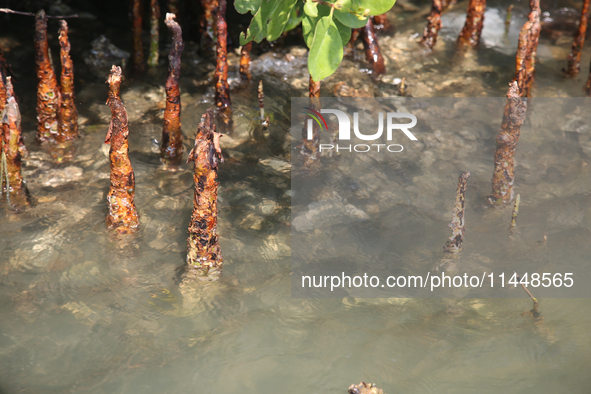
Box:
[1,0,591,393]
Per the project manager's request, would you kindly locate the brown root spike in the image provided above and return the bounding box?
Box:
[360,19,385,76]
[457,0,486,48]
[444,171,470,254]
[148,0,161,67]
[57,20,78,141]
[161,13,184,165]
[200,0,218,52]
[2,77,30,209]
[186,108,223,279]
[239,41,252,85]
[105,66,139,233]
[131,0,145,73]
[420,0,443,48]
[301,75,321,172]
[215,0,232,128]
[565,0,590,76]
[489,82,527,206]
[35,10,60,142]
[348,382,385,394]
[512,0,541,97]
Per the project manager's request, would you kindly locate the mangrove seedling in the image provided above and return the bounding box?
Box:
[186,108,223,279]
[105,66,140,233]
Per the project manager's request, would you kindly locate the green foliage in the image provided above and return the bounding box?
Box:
[235,0,396,81]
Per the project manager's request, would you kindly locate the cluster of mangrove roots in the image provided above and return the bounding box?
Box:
[105,66,140,233]
[131,0,144,73]
[186,108,223,279]
[239,42,252,85]
[444,171,470,254]
[348,382,385,394]
[148,0,161,67]
[565,0,590,76]
[200,0,218,52]
[301,76,321,171]
[456,0,486,48]
[360,19,385,76]
[489,82,527,206]
[513,0,541,97]
[161,13,184,165]
[35,11,78,143]
[214,0,232,128]
[1,77,30,209]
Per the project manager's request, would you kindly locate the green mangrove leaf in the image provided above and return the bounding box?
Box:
[357,0,396,15]
[239,0,300,44]
[285,2,305,32]
[304,0,318,17]
[302,4,331,48]
[234,0,263,15]
[308,15,344,81]
[334,7,369,28]
[334,18,352,46]
[267,0,299,41]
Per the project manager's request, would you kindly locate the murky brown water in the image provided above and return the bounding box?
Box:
[1,0,591,393]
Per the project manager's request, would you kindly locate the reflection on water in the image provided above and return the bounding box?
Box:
[1,1,591,393]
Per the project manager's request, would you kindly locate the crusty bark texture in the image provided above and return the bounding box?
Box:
[214,0,232,128]
[2,77,30,209]
[457,0,486,48]
[489,82,527,206]
[512,0,541,97]
[185,108,223,279]
[200,0,218,52]
[444,171,470,253]
[57,20,78,141]
[161,13,185,165]
[105,66,140,234]
[565,0,590,76]
[35,10,60,142]
[360,19,385,76]
[420,0,443,48]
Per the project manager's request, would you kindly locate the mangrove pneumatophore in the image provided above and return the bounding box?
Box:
[105,66,140,233]
[215,0,232,128]
[420,0,456,49]
[35,10,60,142]
[510,193,521,228]
[456,0,486,48]
[186,108,223,279]
[161,13,185,165]
[239,41,252,85]
[1,77,31,209]
[565,0,590,76]
[200,0,218,52]
[57,20,78,141]
[148,0,161,68]
[0,48,8,114]
[131,0,144,73]
[348,382,385,394]
[513,0,541,97]
[489,81,527,206]
[360,18,385,76]
[443,171,470,254]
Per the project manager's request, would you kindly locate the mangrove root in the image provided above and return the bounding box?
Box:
[565,0,590,76]
[105,66,140,233]
[186,108,223,279]
[457,0,486,48]
[131,0,145,73]
[360,18,385,76]
[510,193,520,227]
[239,42,252,85]
[517,272,540,318]
[35,10,60,142]
[372,13,392,32]
[444,171,470,254]
[513,0,541,97]
[258,79,269,127]
[57,20,78,141]
[200,0,218,54]
[214,0,232,128]
[420,0,443,49]
[148,0,161,67]
[489,82,527,206]
[1,77,30,209]
[301,75,321,171]
[161,13,185,165]
[344,28,360,57]
[348,382,385,394]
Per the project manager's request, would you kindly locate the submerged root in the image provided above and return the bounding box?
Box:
[444,171,470,254]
